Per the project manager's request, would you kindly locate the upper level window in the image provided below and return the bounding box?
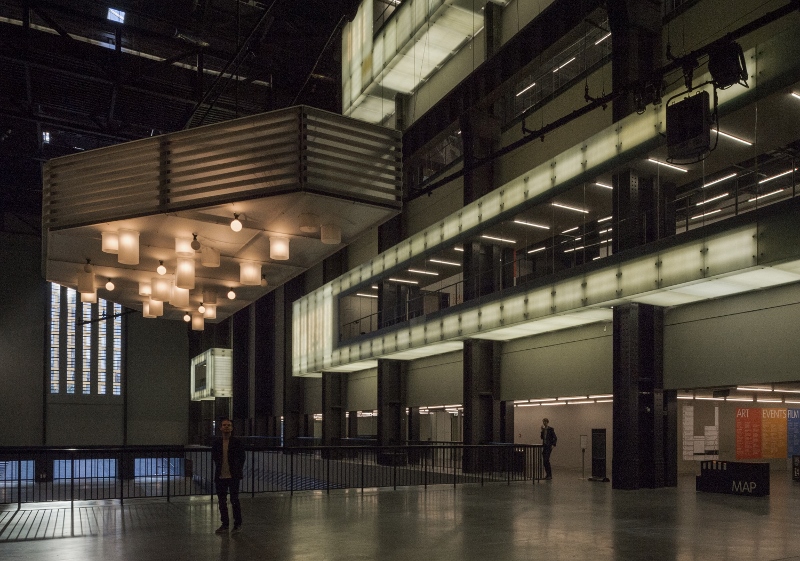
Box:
[49,284,123,396]
[107,8,125,23]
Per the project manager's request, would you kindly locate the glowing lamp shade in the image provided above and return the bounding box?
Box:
[183,313,191,322]
[169,285,189,307]
[77,271,95,294]
[117,229,140,265]
[321,223,341,245]
[151,277,172,301]
[299,213,319,233]
[80,291,97,303]
[175,257,195,289]
[191,313,205,331]
[200,246,220,267]
[101,231,119,254]
[105,279,115,291]
[230,214,242,232]
[142,301,156,318]
[202,290,217,304]
[227,290,236,300]
[138,281,151,296]
[203,303,217,319]
[175,237,194,257]
[270,236,290,260]
[148,298,164,317]
[240,262,261,285]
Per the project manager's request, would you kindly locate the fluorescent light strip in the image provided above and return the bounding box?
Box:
[516,82,536,97]
[648,158,688,172]
[598,228,612,234]
[529,398,556,403]
[696,193,729,206]
[516,403,541,407]
[598,215,612,222]
[389,278,418,284]
[513,220,549,230]
[589,394,613,399]
[540,402,567,406]
[408,269,439,275]
[759,169,795,184]
[552,202,589,213]
[482,235,516,243]
[712,128,753,145]
[595,32,611,45]
[429,259,461,266]
[568,400,594,404]
[562,226,579,234]
[690,209,721,220]
[774,389,800,393]
[725,397,754,402]
[558,396,588,401]
[757,398,783,403]
[564,246,584,253]
[528,247,546,254]
[748,189,784,202]
[595,399,613,403]
[737,386,773,392]
[792,92,800,100]
[704,173,737,188]
[371,285,379,289]
[677,396,693,400]
[553,57,576,72]
[785,400,800,404]
[356,293,378,298]
[696,397,724,401]
[595,182,613,189]
[454,246,464,252]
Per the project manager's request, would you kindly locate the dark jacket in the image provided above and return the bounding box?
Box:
[211,436,246,480]
[541,426,557,448]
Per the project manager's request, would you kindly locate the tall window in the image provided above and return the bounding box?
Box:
[49,284,124,396]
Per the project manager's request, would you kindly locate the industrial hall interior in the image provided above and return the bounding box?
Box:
[3,0,800,558]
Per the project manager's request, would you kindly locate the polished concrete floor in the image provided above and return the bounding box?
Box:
[2,470,799,560]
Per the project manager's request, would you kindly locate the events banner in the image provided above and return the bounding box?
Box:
[761,408,788,458]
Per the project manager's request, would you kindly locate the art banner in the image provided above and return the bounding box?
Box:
[735,408,761,459]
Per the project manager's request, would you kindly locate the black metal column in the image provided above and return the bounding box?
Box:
[321,371,345,447]
[377,359,407,447]
[462,339,504,472]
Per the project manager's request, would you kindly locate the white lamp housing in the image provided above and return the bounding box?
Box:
[299,213,319,233]
[175,257,196,289]
[142,301,156,318]
[170,285,190,307]
[138,281,151,296]
[202,290,217,305]
[270,236,290,260]
[148,298,164,317]
[101,231,119,254]
[151,277,172,301]
[191,313,205,331]
[240,262,261,285]
[80,291,97,303]
[203,303,217,319]
[118,229,140,265]
[227,290,236,300]
[175,237,194,257]
[77,271,95,294]
[200,245,220,267]
[321,223,341,245]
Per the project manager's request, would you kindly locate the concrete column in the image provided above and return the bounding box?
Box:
[377,359,407,446]
[321,371,345,447]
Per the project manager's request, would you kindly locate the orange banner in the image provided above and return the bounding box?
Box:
[735,408,761,459]
[761,408,788,458]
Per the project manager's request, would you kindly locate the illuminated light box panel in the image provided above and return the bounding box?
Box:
[190,348,233,401]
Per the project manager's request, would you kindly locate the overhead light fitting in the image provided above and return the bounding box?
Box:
[429,259,461,266]
[83,258,93,273]
[594,32,611,45]
[704,173,737,188]
[516,82,536,97]
[408,269,439,275]
[175,257,195,289]
[240,262,261,285]
[183,313,191,322]
[792,92,800,100]
[175,237,194,256]
[595,182,613,189]
[389,278,418,284]
[712,128,752,145]
[527,247,546,254]
[101,232,119,254]
[552,202,589,213]
[299,213,319,233]
[690,209,722,220]
[200,245,220,267]
[513,220,549,229]
[261,274,268,287]
[190,233,201,251]
[598,216,612,222]
[80,291,97,303]
[157,261,167,275]
[321,223,341,245]
[749,189,784,202]
[170,286,189,307]
[269,236,290,260]
[105,278,115,291]
[647,158,688,172]
[696,193,729,206]
[758,169,795,184]
[117,229,139,265]
[198,303,206,314]
[553,57,575,72]
[227,290,236,300]
[481,235,516,243]
[230,213,242,232]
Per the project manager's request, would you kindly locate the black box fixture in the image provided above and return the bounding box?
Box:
[667,91,710,163]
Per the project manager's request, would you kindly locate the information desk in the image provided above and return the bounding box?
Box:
[696,460,769,497]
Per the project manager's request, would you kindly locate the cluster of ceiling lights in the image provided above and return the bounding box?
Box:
[680,385,800,404]
[79,212,342,330]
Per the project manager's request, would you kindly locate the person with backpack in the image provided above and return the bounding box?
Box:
[540,418,557,480]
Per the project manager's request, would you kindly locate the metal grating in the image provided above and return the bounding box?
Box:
[43,106,402,230]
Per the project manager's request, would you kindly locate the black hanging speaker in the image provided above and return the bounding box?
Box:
[667,91,710,163]
[708,42,748,89]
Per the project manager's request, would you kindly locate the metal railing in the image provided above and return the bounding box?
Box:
[0,443,543,508]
